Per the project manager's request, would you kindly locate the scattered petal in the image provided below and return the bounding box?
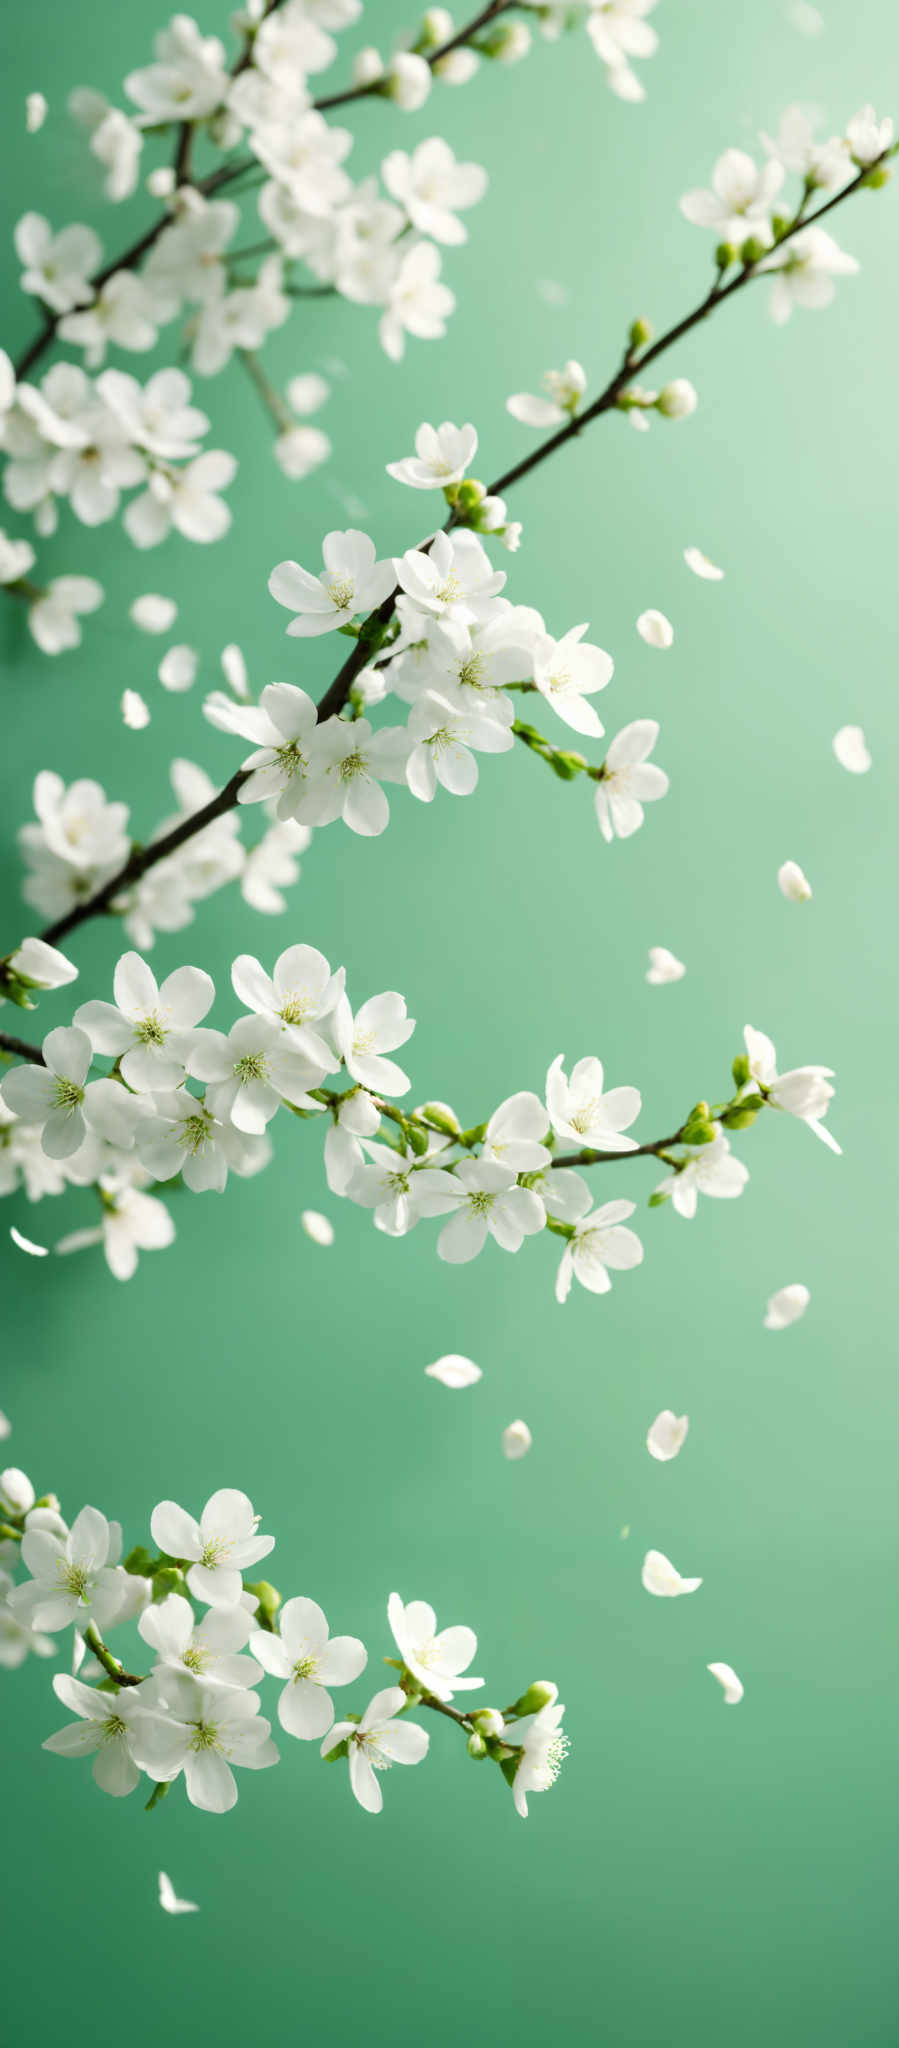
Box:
[707,1661,744,1704]
[764,1283,810,1330]
[832,725,871,775]
[0,1411,10,1440]
[121,689,150,730]
[637,609,674,649]
[425,1354,482,1389]
[778,859,812,903]
[10,1226,49,1257]
[683,546,724,581]
[502,1419,532,1460]
[158,1871,199,1915]
[158,645,198,692]
[26,93,48,133]
[647,1411,689,1461]
[646,946,686,985]
[130,593,177,634]
[641,1549,702,1597]
[301,1210,334,1247]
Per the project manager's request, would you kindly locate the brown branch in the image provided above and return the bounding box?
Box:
[0,1029,46,1064]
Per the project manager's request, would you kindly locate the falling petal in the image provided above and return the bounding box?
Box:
[158,1871,199,1915]
[683,546,724,581]
[503,1419,532,1460]
[646,1411,689,1461]
[764,1283,810,1330]
[10,1226,48,1257]
[707,1661,744,1704]
[121,689,150,730]
[832,725,871,774]
[425,1354,482,1389]
[301,1210,334,1247]
[637,610,674,649]
[129,593,177,634]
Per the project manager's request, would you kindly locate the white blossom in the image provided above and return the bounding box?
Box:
[380,242,455,361]
[641,1549,702,1597]
[58,272,158,367]
[555,1198,643,1301]
[0,1567,54,1668]
[0,529,36,584]
[595,720,669,842]
[14,213,101,313]
[437,1158,545,1263]
[231,944,343,1065]
[846,104,893,166]
[131,1669,279,1812]
[0,936,78,1003]
[680,150,784,245]
[647,1411,689,1461]
[348,1140,455,1237]
[482,1091,551,1171]
[333,989,415,1095]
[69,93,143,202]
[251,1596,366,1738]
[764,1282,810,1330]
[760,106,849,190]
[387,419,477,490]
[57,1178,175,1281]
[124,17,230,122]
[546,1053,641,1151]
[387,1591,482,1701]
[137,1090,270,1193]
[28,576,104,655]
[761,226,859,324]
[43,1671,163,1798]
[124,450,236,547]
[0,1025,142,1159]
[385,52,432,111]
[75,951,215,1092]
[532,622,612,736]
[743,1025,839,1152]
[139,1591,263,1690]
[507,359,586,429]
[396,529,504,627]
[205,682,319,822]
[149,1489,274,1608]
[381,139,487,244]
[190,1015,323,1132]
[296,716,410,836]
[269,529,394,636]
[321,1684,429,1814]
[654,1129,749,1219]
[510,1698,568,1818]
[405,689,513,801]
[10,1503,127,1632]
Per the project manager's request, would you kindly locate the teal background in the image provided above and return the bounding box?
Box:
[2,4,897,2043]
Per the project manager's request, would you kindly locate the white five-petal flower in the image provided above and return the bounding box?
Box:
[250,1596,367,1739]
[387,1591,483,1702]
[149,1489,274,1608]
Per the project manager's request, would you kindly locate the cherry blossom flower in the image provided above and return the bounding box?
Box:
[381,139,487,244]
[554,1198,643,1301]
[321,1684,429,1814]
[333,989,415,1094]
[636,608,673,648]
[14,213,101,313]
[149,1489,274,1608]
[57,1178,175,1281]
[137,1091,270,1194]
[647,1412,689,1461]
[760,106,849,190]
[0,1025,140,1159]
[507,359,586,429]
[846,104,894,165]
[743,1025,839,1152]
[75,951,215,1092]
[405,689,513,801]
[97,366,208,459]
[707,1662,744,1704]
[43,1672,162,1797]
[380,241,454,361]
[764,1282,810,1330]
[778,859,812,902]
[395,529,505,626]
[348,1140,455,1237]
[134,1669,279,1812]
[481,1091,551,1173]
[385,52,432,110]
[680,150,784,245]
[425,1354,482,1389]
[0,1567,54,1669]
[69,92,143,202]
[0,936,77,1004]
[28,575,104,655]
[139,1592,263,1690]
[323,1086,381,1195]
[832,725,871,774]
[0,530,36,583]
[190,1016,324,1133]
[595,720,669,842]
[386,419,477,489]
[654,1129,749,1219]
[124,450,237,547]
[761,226,859,324]
[546,1053,641,1151]
[683,546,724,580]
[231,944,343,1065]
[532,622,613,736]
[250,1596,367,1739]
[641,1549,702,1597]
[269,529,394,637]
[10,1503,126,1632]
[502,1419,532,1460]
[510,1698,568,1817]
[437,1159,545,1263]
[58,271,158,367]
[205,681,319,822]
[124,17,229,122]
[387,1592,483,1702]
[295,716,410,836]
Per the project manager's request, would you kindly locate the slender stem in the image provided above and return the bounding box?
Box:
[417,1690,474,1731]
[37,768,250,948]
[314,0,511,113]
[0,1030,46,1064]
[84,1622,143,1687]
[238,349,292,433]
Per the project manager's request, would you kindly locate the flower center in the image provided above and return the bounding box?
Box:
[234,1051,269,1085]
[279,992,311,1024]
[189,1720,222,1752]
[435,571,461,603]
[292,1655,318,1682]
[134,1011,167,1047]
[466,1191,496,1217]
[456,653,487,691]
[336,749,367,784]
[58,1560,90,1600]
[182,1644,207,1673]
[569,1101,602,1134]
[274,741,308,780]
[200,1536,230,1569]
[326,575,354,611]
[53,1078,84,1113]
[180,1111,214,1155]
[102,1713,127,1742]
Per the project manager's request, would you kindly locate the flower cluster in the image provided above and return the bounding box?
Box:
[0,1470,565,1821]
[0,927,838,1285]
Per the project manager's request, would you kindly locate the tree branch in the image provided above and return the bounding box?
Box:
[0,1029,46,1064]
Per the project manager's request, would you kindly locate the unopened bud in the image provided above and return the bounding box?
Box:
[715,241,738,269]
[510,1680,558,1717]
[0,1467,34,1518]
[720,1105,758,1130]
[731,1054,751,1088]
[245,1580,281,1624]
[455,478,485,510]
[151,1567,187,1602]
[656,378,698,420]
[481,21,532,61]
[861,164,891,188]
[419,1102,460,1136]
[628,316,653,350]
[472,1708,506,1738]
[467,1731,487,1758]
[740,235,767,267]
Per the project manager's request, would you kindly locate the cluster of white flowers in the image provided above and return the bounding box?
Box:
[679,103,893,322]
[0,1471,565,1820]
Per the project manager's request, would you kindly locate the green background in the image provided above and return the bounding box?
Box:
[2,3,897,2042]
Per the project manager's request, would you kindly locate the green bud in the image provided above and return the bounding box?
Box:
[33,1493,61,1513]
[681,1119,718,1147]
[151,1567,188,1602]
[715,240,738,269]
[861,164,891,188]
[123,1544,155,1576]
[467,1731,488,1759]
[455,478,485,511]
[770,213,791,240]
[245,1580,281,1628]
[457,1122,487,1148]
[720,1105,758,1131]
[731,1053,751,1088]
[739,236,767,267]
[648,1191,670,1208]
[510,1680,558,1717]
[406,1123,430,1156]
[472,1708,506,1738]
[628,316,653,350]
[419,1102,460,1137]
[549,750,586,781]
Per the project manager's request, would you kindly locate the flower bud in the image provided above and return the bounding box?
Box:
[467,1730,488,1758]
[647,1190,670,1207]
[771,213,791,239]
[731,1054,751,1088]
[419,1101,461,1136]
[385,51,432,108]
[407,1122,431,1156]
[352,46,385,87]
[628,316,653,350]
[151,1567,188,1602]
[481,21,532,61]
[740,235,767,266]
[245,1579,281,1624]
[455,478,485,511]
[720,1104,759,1130]
[420,6,453,44]
[715,241,738,268]
[510,1680,558,1716]
[861,164,891,188]
[472,1708,505,1738]
[0,1467,35,1518]
[656,379,698,420]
